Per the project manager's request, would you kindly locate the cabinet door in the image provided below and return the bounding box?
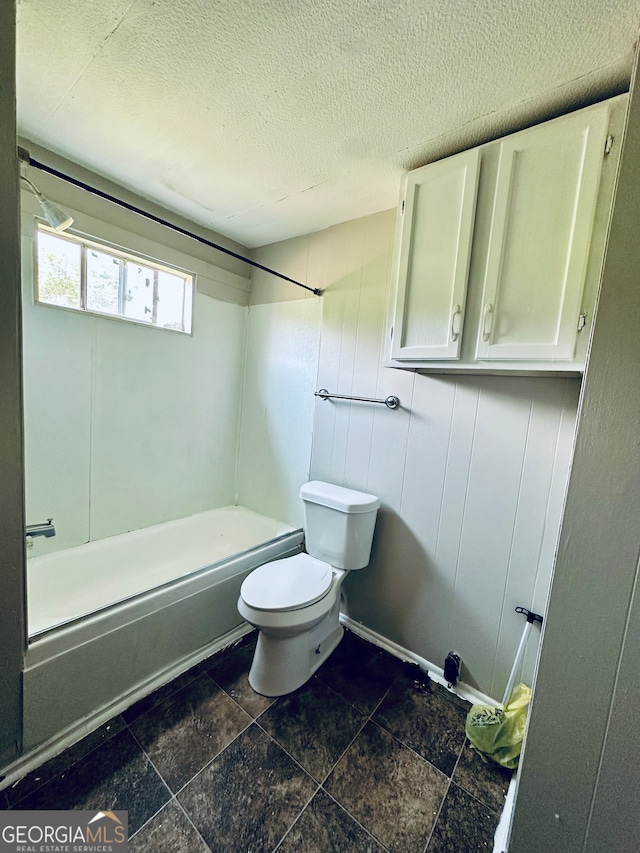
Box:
[391,148,480,360]
[475,103,610,361]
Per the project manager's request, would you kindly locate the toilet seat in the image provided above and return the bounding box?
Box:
[240,553,333,612]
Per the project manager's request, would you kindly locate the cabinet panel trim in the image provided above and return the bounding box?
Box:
[391,147,480,361]
[475,102,610,362]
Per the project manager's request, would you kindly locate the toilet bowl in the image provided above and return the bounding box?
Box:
[237,555,347,696]
[237,481,379,696]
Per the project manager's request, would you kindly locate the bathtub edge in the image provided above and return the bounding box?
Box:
[17,529,303,770]
[0,621,253,792]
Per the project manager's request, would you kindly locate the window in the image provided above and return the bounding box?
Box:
[36,225,194,333]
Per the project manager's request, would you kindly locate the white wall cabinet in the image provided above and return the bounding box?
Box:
[387,96,626,374]
[390,148,480,360]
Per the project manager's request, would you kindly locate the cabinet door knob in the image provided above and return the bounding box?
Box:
[450,305,462,341]
[482,303,494,342]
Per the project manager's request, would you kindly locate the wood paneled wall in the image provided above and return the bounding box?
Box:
[250,208,579,699]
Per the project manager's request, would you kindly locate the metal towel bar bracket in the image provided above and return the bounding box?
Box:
[315,389,400,409]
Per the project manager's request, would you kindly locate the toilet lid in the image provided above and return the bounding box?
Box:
[240,553,333,612]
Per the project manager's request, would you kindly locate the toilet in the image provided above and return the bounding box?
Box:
[237,480,380,696]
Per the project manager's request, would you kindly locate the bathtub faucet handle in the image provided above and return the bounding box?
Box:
[26,519,56,539]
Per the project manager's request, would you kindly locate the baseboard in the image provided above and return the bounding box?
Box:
[0,622,252,792]
[340,615,516,852]
[2,616,499,795]
[493,770,518,852]
[340,614,497,707]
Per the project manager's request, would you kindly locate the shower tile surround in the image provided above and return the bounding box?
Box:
[3,631,510,852]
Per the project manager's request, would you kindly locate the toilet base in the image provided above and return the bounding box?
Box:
[248,607,344,697]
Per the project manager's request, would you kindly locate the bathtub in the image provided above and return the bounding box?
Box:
[21,506,303,756]
[28,505,297,636]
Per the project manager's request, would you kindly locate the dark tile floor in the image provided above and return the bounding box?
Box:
[1,629,511,852]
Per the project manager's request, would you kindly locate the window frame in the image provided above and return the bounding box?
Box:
[34,222,195,335]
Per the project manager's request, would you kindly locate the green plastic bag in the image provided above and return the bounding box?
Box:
[465,683,532,769]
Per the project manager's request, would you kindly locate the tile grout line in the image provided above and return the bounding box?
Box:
[422,735,507,852]
[263,673,401,853]
[450,735,512,817]
[137,650,495,849]
[314,668,458,853]
[163,714,256,801]
[10,646,254,814]
[124,637,290,812]
[252,717,320,783]
[123,691,255,804]
[269,781,322,853]
[173,794,217,852]
[9,662,216,808]
[351,671,466,853]
[447,731,467,783]
[252,671,401,850]
[421,723,466,853]
[422,775,453,853]
[126,786,215,853]
[120,724,175,820]
[11,636,500,852]
[240,717,343,853]
[5,716,127,809]
[321,788,395,853]
[127,793,175,843]
[462,782,507,818]
[315,668,401,786]
[317,674,404,851]
[450,766,509,818]
[370,669,473,763]
[365,715,453,783]
[125,755,174,842]
[313,671,361,707]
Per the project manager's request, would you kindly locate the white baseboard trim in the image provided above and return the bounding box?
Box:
[339,615,517,852]
[2,616,500,797]
[0,623,252,792]
[340,614,497,707]
[493,771,518,852]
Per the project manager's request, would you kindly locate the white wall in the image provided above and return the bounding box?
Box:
[21,173,248,556]
[236,238,321,527]
[250,209,579,700]
[236,299,321,527]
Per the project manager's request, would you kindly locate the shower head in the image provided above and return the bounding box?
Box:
[20,174,74,232]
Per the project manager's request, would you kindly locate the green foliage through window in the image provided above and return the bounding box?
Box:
[36,226,193,334]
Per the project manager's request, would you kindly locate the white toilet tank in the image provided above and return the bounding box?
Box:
[299,481,380,570]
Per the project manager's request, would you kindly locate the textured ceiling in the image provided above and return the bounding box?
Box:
[16,0,640,248]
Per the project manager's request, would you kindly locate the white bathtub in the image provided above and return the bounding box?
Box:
[28,505,294,636]
[21,506,303,753]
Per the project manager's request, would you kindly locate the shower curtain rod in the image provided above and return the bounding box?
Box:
[18,150,322,296]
